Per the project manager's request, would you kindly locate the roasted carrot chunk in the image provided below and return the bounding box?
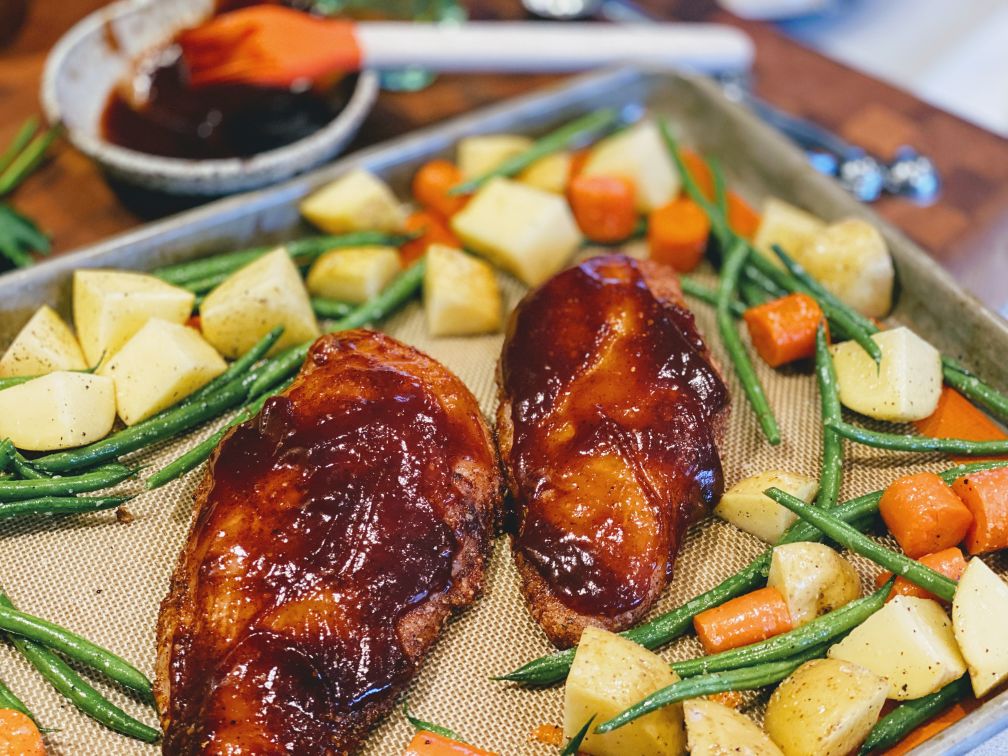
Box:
[878,472,974,558]
[727,191,761,239]
[914,387,1008,465]
[412,159,468,219]
[875,546,968,602]
[681,148,715,200]
[0,709,45,756]
[567,173,638,243]
[952,467,1008,554]
[742,293,825,368]
[400,210,461,265]
[647,197,711,272]
[880,697,980,756]
[404,730,497,756]
[693,586,793,654]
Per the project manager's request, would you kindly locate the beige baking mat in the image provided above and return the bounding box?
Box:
[0,250,998,755]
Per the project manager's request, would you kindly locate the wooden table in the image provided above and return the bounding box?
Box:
[1,0,1006,313]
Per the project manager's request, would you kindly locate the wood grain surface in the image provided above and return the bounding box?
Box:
[0,0,1005,312]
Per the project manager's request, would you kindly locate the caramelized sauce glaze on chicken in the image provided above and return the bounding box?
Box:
[156,331,501,754]
[497,255,729,648]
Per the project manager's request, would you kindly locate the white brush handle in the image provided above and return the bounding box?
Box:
[355,22,754,74]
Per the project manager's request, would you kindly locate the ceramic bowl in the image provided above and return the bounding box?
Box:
[41,0,379,196]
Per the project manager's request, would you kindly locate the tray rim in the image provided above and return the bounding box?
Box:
[1,66,1006,754]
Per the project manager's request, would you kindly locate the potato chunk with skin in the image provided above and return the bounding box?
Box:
[714,471,818,543]
[73,270,195,366]
[518,150,572,194]
[423,244,502,337]
[683,699,782,756]
[767,542,860,626]
[828,595,966,700]
[581,120,679,212]
[451,177,581,286]
[0,372,115,451]
[753,197,824,264]
[99,319,227,426]
[200,248,320,359]
[565,627,686,756]
[457,134,532,180]
[305,246,401,304]
[953,558,1008,696]
[300,168,406,234]
[765,658,887,756]
[798,219,894,318]
[0,305,87,377]
[830,326,942,422]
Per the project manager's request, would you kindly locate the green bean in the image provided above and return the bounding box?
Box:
[0,439,12,472]
[815,324,843,509]
[859,675,970,754]
[0,375,36,391]
[680,276,745,318]
[769,245,882,363]
[153,232,414,285]
[765,487,958,602]
[671,578,892,677]
[0,464,136,501]
[0,595,159,742]
[311,296,354,320]
[174,326,283,412]
[0,676,33,720]
[741,264,789,301]
[246,259,426,397]
[719,238,780,444]
[0,125,61,196]
[0,495,129,520]
[146,376,296,490]
[497,461,1008,686]
[826,419,1008,456]
[0,117,38,176]
[597,644,828,734]
[659,122,723,238]
[33,376,254,474]
[402,702,463,741]
[180,270,229,294]
[737,275,773,308]
[0,604,151,696]
[9,448,48,480]
[561,716,595,755]
[449,109,621,195]
[942,362,1008,426]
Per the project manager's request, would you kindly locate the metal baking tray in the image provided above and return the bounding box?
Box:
[2,68,1006,754]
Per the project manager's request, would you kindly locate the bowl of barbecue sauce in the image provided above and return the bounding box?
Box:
[42,0,378,195]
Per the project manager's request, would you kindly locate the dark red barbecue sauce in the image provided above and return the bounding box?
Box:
[502,255,728,618]
[164,335,490,754]
[101,3,355,160]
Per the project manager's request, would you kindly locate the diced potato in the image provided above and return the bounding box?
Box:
[0,372,115,451]
[764,658,887,756]
[200,248,320,359]
[953,558,1008,696]
[305,246,401,304]
[0,305,87,377]
[827,595,966,700]
[451,177,581,286]
[99,319,226,426]
[683,699,782,756]
[423,244,502,337]
[830,326,942,422]
[767,542,860,626]
[798,219,894,318]
[753,198,825,264]
[517,150,572,194]
[299,168,406,234]
[565,627,686,756]
[73,270,195,366]
[581,120,679,212]
[457,134,532,180]
[714,471,819,543]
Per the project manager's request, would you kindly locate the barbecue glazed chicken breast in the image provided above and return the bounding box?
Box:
[156,331,501,755]
[497,254,729,648]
